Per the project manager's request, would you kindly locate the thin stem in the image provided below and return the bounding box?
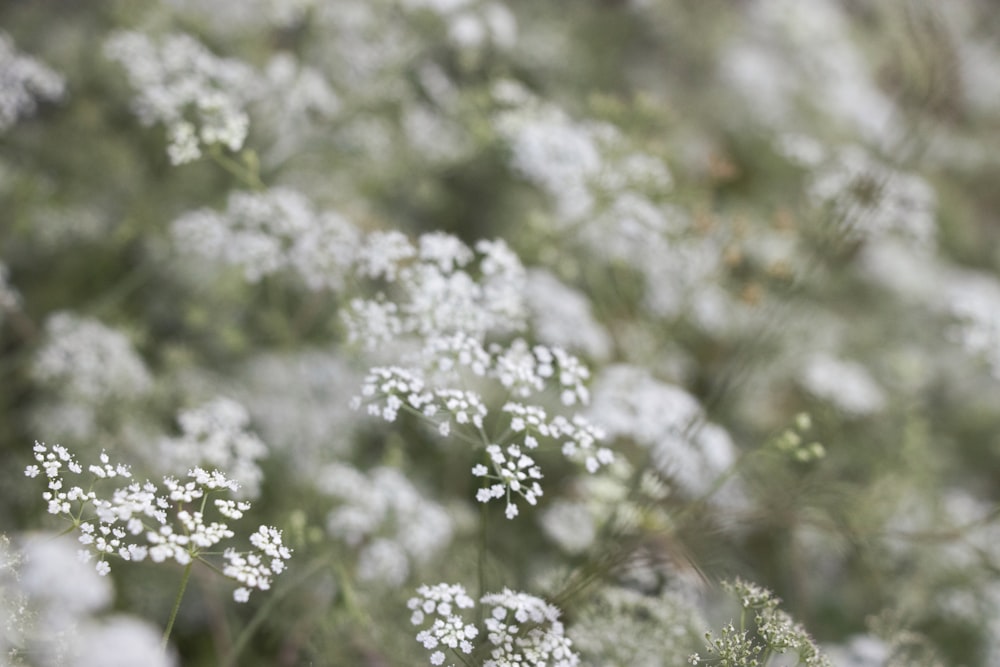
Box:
[208,146,265,191]
[477,497,489,626]
[162,560,195,651]
[222,556,331,667]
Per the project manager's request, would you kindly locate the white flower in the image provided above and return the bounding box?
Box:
[799,354,885,417]
[0,30,65,132]
[104,31,260,162]
[158,397,268,498]
[32,312,152,402]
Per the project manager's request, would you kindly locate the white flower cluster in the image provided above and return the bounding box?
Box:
[345,230,611,520]
[222,525,292,603]
[157,397,268,499]
[493,81,672,226]
[24,442,289,602]
[589,365,736,497]
[237,350,361,467]
[945,271,1000,380]
[720,0,897,140]
[31,312,152,402]
[354,347,612,519]
[318,464,453,587]
[104,31,260,165]
[524,269,612,361]
[2,533,174,667]
[569,586,706,667]
[171,187,359,288]
[799,354,886,417]
[345,233,526,346]
[407,583,579,667]
[479,588,578,667]
[0,30,65,133]
[493,82,738,328]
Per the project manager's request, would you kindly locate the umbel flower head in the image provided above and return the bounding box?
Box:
[407,582,579,667]
[25,442,291,602]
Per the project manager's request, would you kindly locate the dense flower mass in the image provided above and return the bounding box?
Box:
[4,0,1000,665]
[408,583,578,667]
[104,31,259,164]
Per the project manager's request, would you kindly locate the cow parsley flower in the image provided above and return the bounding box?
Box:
[157,397,268,498]
[32,312,152,403]
[24,443,290,601]
[104,31,260,164]
[799,354,886,417]
[171,187,359,288]
[318,464,453,586]
[0,30,65,133]
[408,583,579,667]
[588,365,735,497]
[570,586,706,667]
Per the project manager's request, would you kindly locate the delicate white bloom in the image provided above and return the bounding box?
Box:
[476,443,544,519]
[25,443,289,599]
[19,533,112,616]
[237,350,361,468]
[719,0,898,141]
[5,533,178,665]
[799,354,886,417]
[32,312,152,402]
[408,583,578,667]
[357,538,410,586]
[945,270,1000,379]
[356,231,417,282]
[319,464,453,585]
[479,589,579,667]
[524,269,612,360]
[570,587,706,667]
[104,31,259,163]
[0,30,65,132]
[347,234,525,348]
[222,525,292,601]
[495,100,603,221]
[538,500,596,555]
[157,397,268,498]
[589,365,735,496]
[172,187,359,288]
[73,615,174,667]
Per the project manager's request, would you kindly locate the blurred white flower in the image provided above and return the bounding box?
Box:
[0,30,64,132]
[32,312,152,402]
[799,354,886,417]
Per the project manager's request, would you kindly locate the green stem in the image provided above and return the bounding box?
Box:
[222,557,331,667]
[208,146,265,191]
[162,561,194,651]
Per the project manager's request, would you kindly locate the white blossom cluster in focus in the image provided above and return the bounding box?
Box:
[24,442,290,602]
[407,582,579,667]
